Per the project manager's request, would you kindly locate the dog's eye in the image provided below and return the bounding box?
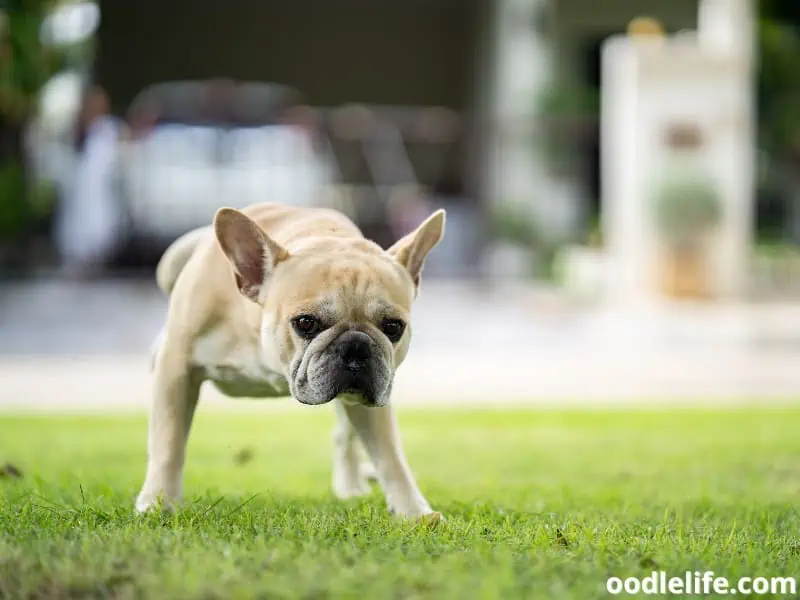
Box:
[292,315,321,338]
[381,318,406,342]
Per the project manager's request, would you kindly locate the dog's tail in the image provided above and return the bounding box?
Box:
[155,226,210,294]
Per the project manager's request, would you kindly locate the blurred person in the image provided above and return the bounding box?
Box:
[54,85,125,278]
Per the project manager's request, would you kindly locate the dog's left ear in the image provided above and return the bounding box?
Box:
[214,207,289,302]
[388,209,446,287]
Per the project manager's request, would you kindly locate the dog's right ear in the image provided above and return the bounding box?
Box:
[214,208,289,303]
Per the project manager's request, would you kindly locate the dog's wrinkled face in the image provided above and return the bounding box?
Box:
[266,249,413,406]
[214,208,445,407]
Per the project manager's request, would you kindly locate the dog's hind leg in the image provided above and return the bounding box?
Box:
[136,344,203,512]
[332,399,377,499]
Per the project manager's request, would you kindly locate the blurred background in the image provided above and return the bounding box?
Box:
[0,0,798,410]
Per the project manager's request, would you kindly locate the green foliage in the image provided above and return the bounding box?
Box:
[2,408,800,599]
[587,216,603,247]
[533,84,599,178]
[488,203,561,278]
[650,174,724,248]
[0,1,56,115]
[0,161,27,237]
[536,83,599,120]
[757,17,800,161]
[0,1,62,243]
[489,203,539,247]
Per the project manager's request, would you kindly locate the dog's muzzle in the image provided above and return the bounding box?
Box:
[332,331,379,405]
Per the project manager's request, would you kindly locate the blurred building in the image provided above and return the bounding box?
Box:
[86,0,702,276]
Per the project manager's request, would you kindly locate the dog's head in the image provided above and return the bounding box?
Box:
[213,208,445,407]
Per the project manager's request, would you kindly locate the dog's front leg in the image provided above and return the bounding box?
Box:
[135,349,203,513]
[340,401,440,520]
[332,400,377,499]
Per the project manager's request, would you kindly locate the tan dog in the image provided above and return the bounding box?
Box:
[135,203,445,521]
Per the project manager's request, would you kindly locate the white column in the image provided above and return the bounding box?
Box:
[698,0,755,64]
[601,37,649,305]
[698,0,756,299]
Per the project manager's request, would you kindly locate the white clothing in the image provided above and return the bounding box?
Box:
[55,116,125,266]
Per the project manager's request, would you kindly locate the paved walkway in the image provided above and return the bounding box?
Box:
[1,278,799,412]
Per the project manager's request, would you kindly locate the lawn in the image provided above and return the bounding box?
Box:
[1,406,800,599]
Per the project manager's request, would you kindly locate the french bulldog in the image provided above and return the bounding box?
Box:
[135,203,445,522]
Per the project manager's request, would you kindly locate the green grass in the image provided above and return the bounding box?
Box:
[1,406,800,599]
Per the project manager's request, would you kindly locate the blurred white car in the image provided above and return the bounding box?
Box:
[120,123,331,241]
[118,80,336,254]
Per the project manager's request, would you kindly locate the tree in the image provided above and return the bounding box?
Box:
[757,0,800,241]
[0,0,60,270]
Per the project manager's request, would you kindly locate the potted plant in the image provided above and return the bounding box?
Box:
[649,173,723,298]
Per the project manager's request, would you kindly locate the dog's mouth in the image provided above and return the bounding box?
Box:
[331,368,377,402]
[293,348,389,407]
[335,390,372,406]
[332,379,378,406]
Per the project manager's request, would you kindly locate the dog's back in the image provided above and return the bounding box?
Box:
[155,227,210,294]
[155,204,362,296]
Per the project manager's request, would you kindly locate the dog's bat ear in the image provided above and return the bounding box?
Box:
[388,209,446,288]
[214,208,289,303]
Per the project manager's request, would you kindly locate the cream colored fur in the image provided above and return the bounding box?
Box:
[136,203,445,523]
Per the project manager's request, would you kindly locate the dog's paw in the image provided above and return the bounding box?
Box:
[419,511,446,528]
[333,479,372,500]
[333,474,373,500]
[333,457,377,500]
[135,492,179,514]
[388,506,446,526]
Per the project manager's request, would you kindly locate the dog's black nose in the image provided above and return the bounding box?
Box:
[337,331,372,371]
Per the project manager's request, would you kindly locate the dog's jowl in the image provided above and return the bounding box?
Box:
[136,203,445,522]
